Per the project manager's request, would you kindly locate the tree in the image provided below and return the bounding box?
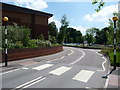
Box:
[85,33,94,45]
[48,21,58,44]
[92,0,105,12]
[86,28,100,43]
[95,27,108,44]
[57,15,69,44]
[65,27,83,43]
[48,21,58,38]
[86,27,99,36]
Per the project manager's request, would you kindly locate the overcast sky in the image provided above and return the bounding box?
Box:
[1,0,119,35]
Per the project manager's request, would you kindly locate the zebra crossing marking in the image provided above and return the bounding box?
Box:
[72,70,94,83]
[32,64,53,71]
[49,66,71,76]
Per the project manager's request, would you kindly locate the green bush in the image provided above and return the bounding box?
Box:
[49,36,57,44]
[2,23,30,49]
[1,23,58,49]
[45,40,51,47]
[38,34,45,41]
[28,39,38,48]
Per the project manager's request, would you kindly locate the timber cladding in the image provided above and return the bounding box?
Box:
[2,46,63,62]
[2,2,53,39]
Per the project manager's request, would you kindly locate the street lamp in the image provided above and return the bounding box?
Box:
[112,16,118,70]
[3,16,9,66]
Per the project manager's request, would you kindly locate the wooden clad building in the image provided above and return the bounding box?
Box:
[1,3,53,39]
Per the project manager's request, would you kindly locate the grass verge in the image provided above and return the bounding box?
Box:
[108,51,120,66]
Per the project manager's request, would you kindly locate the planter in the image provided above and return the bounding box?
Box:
[2,46,63,62]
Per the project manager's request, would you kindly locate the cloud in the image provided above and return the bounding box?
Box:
[71,26,89,35]
[48,16,61,29]
[13,0,48,11]
[84,4,118,22]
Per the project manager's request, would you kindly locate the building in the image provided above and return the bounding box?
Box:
[1,3,53,39]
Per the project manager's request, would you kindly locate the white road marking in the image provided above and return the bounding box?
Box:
[97,56,107,71]
[61,56,65,59]
[101,57,107,71]
[0,68,20,75]
[68,49,74,56]
[88,49,107,72]
[14,76,46,89]
[22,67,28,70]
[32,64,53,71]
[15,76,42,88]
[23,77,46,88]
[86,87,91,88]
[49,66,71,76]
[46,49,73,63]
[72,70,94,83]
[69,49,85,65]
[104,72,110,88]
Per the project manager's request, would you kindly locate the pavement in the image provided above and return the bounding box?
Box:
[107,66,120,89]
[0,47,120,89]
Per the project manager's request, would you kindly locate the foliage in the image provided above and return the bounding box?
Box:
[28,39,38,48]
[57,15,69,44]
[95,27,108,44]
[106,14,120,45]
[108,51,120,66]
[1,23,53,49]
[2,23,30,49]
[92,0,105,12]
[49,35,57,44]
[84,33,94,45]
[101,48,120,66]
[65,27,83,43]
[51,44,62,46]
[86,28,99,37]
[38,34,45,41]
[48,21,58,38]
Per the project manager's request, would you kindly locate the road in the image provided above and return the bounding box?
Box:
[1,47,109,89]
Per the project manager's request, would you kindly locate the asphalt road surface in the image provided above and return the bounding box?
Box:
[1,47,109,89]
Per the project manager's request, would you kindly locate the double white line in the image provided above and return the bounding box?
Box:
[12,76,46,89]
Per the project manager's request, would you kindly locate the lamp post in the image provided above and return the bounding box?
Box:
[112,16,118,70]
[3,16,9,67]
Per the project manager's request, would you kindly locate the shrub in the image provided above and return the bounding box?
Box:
[49,36,57,44]
[38,34,45,41]
[45,40,51,47]
[28,39,38,48]
[2,23,30,48]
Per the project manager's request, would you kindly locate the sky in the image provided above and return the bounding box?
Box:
[0,0,119,35]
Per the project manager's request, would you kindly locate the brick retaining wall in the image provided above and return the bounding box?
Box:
[2,46,63,62]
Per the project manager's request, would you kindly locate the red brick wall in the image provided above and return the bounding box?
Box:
[2,46,63,62]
